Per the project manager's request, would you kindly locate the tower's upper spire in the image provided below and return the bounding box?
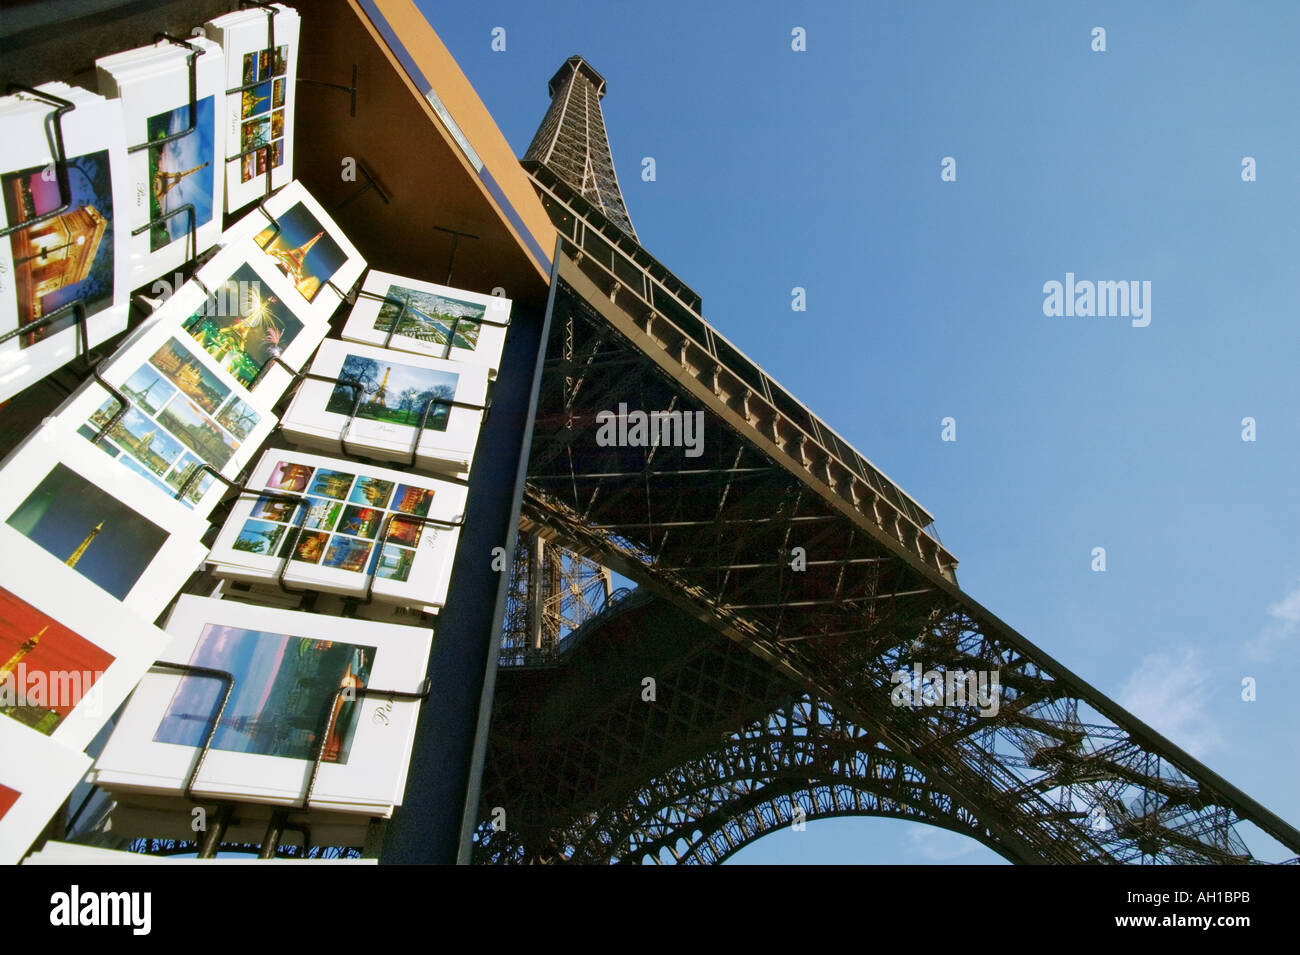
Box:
[524,55,637,240]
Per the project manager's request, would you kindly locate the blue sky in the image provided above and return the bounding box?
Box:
[155,94,216,242]
[418,0,1300,864]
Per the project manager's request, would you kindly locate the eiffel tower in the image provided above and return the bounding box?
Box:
[268,230,323,290]
[65,521,103,570]
[154,161,210,202]
[473,56,1300,864]
[1,626,45,683]
[371,366,391,407]
[523,56,637,240]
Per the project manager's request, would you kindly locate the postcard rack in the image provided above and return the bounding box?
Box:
[331,157,389,214]
[87,352,134,439]
[140,658,431,858]
[6,1,492,868]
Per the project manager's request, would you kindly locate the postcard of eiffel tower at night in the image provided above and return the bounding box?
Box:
[1,0,1295,924]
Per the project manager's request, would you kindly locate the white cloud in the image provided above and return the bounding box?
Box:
[907,825,980,862]
[1245,581,1300,660]
[1118,648,1221,759]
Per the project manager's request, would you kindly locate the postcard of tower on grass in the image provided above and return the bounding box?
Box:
[281,339,489,476]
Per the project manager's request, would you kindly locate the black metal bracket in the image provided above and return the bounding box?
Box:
[350,285,511,360]
[360,510,465,605]
[402,385,490,468]
[173,460,239,506]
[332,377,370,458]
[244,348,298,394]
[298,63,357,118]
[432,225,479,286]
[88,352,133,444]
[0,296,88,356]
[247,486,316,596]
[132,202,198,263]
[331,158,389,214]
[126,34,207,155]
[377,298,408,350]
[299,677,432,812]
[258,809,310,858]
[0,84,75,239]
[148,660,237,805]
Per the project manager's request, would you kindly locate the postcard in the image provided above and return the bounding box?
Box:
[0,532,171,752]
[96,35,226,288]
[0,83,131,403]
[281,339,488,474]
[341,271,510,375]
[206,4,300,211]
[222,180,367,325]
[188,241,332,399]
[92,596,431,814]
[0,420,210,618]
[50,273,280,518]
[0,719,93,864]
[208,449,466,605]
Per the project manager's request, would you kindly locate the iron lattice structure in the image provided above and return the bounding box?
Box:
[474,58,1300,864]
[500,529,614,667]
